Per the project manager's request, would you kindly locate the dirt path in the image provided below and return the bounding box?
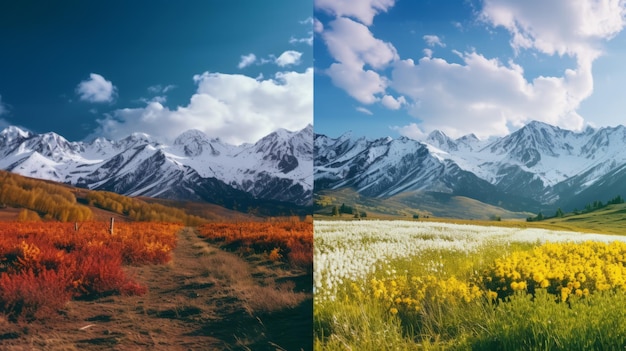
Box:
[0,227,312,351]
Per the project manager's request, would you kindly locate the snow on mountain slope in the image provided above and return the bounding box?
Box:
[0,125,313,206]
[315,121,626,210]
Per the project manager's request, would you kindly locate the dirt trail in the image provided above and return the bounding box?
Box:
[0,227,312,351]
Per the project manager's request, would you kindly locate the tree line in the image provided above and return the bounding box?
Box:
[86,191,206,225]
[527,195,625,222]
[331,203,367,219]
[0,171,92,221]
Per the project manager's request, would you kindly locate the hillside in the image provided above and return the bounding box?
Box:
[0,170,257,223]
[314,188,533,220]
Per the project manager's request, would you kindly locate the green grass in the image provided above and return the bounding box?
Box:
[314,188,532,220]
[541,203,626,234]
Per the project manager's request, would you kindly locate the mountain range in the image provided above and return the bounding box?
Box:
[315,121,626,214]
[0,125,313,212]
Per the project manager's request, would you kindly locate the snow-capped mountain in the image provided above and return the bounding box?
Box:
[0,125,313,207]
[315,121,626,212]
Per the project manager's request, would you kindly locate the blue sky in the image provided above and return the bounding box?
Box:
[314,0,626,140]
[0,1,312,144]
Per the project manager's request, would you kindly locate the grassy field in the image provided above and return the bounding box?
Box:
[314,188,534,220]
[314,220,626,350]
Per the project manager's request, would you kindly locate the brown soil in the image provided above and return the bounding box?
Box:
[0,227,312,351]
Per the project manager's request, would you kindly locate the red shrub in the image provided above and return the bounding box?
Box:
[0,269,71,321]
[198,221,313,269]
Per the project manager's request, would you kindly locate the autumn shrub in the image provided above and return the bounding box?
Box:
[0,269,71,321]
[198,221,312,269]
[0,221,179,320]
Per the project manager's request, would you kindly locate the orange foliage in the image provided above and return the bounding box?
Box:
[0,222,181,321]
[86,190,206,225]
[0,171,93,222]
[198,221,312,270]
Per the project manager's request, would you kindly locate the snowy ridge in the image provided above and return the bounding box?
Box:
[315,121,626,211]
[0,125,313,206]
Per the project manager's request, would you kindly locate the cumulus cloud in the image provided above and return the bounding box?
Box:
[423,35,445,47]
[356,106,373,115]
[391,52,591,138]
[323,17,398,70]
[315,0,396,26]
[76,73,117,103]
[326,63,387,104]
[316,0,626,139]
[314,18,324,33]
[275,50,303,67]
[381,95,406,110]
[480,0,626,62]
[94,68,313,145]
[321,17,398,104]
[238,53,257,69]
[388,0,626,138]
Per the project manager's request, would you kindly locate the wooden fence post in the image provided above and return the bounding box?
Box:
[110,217,114,235]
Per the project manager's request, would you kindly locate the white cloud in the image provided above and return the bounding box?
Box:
[290,17,314,45]
[290,35,313,46]
[480,0,626,62]
[391,52,590,138]
[381,94,406,110]
[76,73,117,103]
[148,84,176,94]
[139,96,167,104]
[275,50,303,67]
[423,34,445,47]
[315,0,626,139]
[94,68,313,145]
[320,17,398,104]
[326,63,387,104]
[323,17,398,70]
[315,0,396,26]
[390,123,427,140]
[238,53,257,69]
[314,18,324,33]
[356,106,373,115]
[300,17,314,25]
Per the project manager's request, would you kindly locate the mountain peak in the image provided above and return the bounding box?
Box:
[426,130,457,151]
[0,126,312,207]
[173,129,210,145]
[0,126,32,142]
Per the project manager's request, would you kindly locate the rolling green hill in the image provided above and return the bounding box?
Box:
[314,188,533,220]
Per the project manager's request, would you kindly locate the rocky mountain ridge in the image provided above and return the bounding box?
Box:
[0,125,313,208]
[315,121,626,212]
